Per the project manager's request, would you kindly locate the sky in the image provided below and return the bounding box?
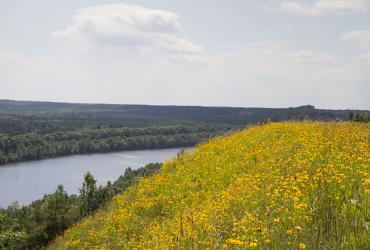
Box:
[0,0,369,109]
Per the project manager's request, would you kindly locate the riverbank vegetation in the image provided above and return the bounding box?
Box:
[50,122,369,249]
[0,124,231,165]
[0,163,161,249]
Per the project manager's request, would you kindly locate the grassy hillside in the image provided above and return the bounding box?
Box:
[50,122,370,249]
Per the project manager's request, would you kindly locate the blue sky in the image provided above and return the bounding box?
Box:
[0,0,369,109]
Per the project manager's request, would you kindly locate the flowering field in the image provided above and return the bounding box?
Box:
[50,122,370,249]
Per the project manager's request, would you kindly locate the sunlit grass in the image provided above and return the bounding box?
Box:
[50,122,370,249]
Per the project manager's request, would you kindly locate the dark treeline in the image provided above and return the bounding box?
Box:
[0,162,162,249]
[0,101,356,135]
[349,111,370,122]
[0,124,232,165]
[0,100,365,165]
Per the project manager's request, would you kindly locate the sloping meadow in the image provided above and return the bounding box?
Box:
[51,122,370,249]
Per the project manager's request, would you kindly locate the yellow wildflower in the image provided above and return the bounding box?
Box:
[273,217,280,223]
[226,238,244,246]
[249,242,258,247]
[299,243,306,249]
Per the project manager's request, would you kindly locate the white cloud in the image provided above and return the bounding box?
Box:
[280,0,367,16]
[341,29,370,47]
[199,43,369,109]
[286,49,332,63]
[0,37,6,46]
[358,53,370,63]
[51,3,204,58]
[163,54,209,65]
[52,4,180,38]
[0,44,28,67]
[215,43,332,66]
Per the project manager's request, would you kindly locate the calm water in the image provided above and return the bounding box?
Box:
[0,148,183,207]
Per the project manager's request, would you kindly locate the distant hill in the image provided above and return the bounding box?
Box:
[0,100,360,134]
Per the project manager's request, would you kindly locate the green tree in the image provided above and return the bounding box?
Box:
[79,172,99,216]
[348,111,354,121]
[354,112,361,122]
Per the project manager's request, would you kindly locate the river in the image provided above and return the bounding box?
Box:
[0,148,184,207]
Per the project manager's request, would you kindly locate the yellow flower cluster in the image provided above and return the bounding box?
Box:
[50,122,370,249]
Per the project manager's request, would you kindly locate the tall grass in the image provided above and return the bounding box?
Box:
[50,122,370,249]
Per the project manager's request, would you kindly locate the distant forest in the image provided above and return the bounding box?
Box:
[0,100,367,165]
